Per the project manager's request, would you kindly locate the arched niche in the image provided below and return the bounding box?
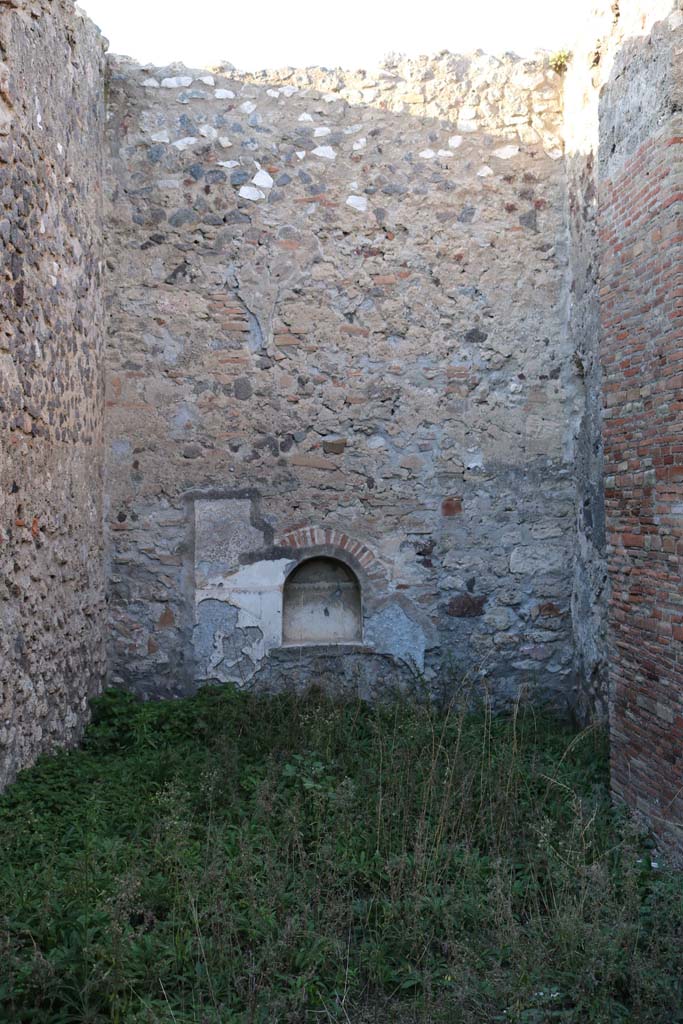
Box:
[282,556,362,645]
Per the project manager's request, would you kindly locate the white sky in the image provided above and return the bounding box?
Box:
[78,0,591,71]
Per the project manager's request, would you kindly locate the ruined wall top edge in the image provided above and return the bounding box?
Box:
[107,50,564,146]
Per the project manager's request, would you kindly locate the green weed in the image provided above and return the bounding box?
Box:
[0,686,681,1023]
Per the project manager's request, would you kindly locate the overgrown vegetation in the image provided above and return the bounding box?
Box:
[1,686,681,1023]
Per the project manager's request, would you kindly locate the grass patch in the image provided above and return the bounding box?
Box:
[0,685,681,1023]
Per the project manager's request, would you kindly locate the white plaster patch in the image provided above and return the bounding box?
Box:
[197,558,295,665]
[312,146,336,159]
[172,137,198,150]
[252,169,274,188]
[492,144,520,160]
[161,76,193,89]
[239,185,265,201]
[195,498,265,582]
[346,195,368,212]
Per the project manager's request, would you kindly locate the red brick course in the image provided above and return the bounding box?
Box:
[600,127,683,856]
[275,527,377,570]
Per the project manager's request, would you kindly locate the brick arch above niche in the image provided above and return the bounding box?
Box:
[276,527,378,571]
[274,527,390,593]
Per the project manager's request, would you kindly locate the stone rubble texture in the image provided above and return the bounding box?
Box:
[104,50,579,702]
[0,0,107,788]
[1,0,682,858]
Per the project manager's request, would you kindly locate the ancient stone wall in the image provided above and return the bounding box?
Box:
[104,53,582,703]
[595,1,683,856]
[0,0,107,787]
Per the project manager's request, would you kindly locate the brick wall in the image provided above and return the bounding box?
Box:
[597,7,683,855]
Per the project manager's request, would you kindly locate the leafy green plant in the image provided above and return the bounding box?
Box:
[0,685,681,1023]
[549,50,572,74]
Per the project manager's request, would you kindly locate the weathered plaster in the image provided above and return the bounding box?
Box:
[104,50,578,705]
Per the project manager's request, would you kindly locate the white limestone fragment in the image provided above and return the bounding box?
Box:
[142,77,160,88]
[280,85,298,97]
[218,137,232,147]
[239,185,265,201]
[214,88,236,99]
[314,126,331,137]
[199,75,215,86]
[437,150,451,157]
[477,165,494,177]
[266,89,280,98]
[151,130,170,143]
[546,146,563,160]
[343,124,363,135]
[312,145,336,159]
[492,144,520,160]
[448,135,463,148]
[296,150,306,160]
[240,101,257,114]
[298,112,314,122]
[172,137,198,150]
[252,169,273,188]
[419,149,436,159]
[352,137,366,151]
[323,93,338,103]
[346,195,368,212]
[161,76,193,89]
[199,124,218,140]
[218,160,240,167]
